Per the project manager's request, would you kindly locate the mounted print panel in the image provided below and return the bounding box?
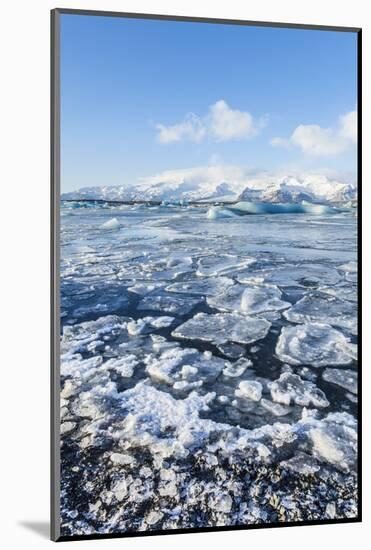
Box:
[51,9,361,541]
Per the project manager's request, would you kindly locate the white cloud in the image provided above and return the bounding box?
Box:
[155,100,265,144]
[156,113,206,144]
[270,136,291,149]
[209,100,257,141]
[339,110,357,143]
[291,125,349,156]
[271,109,357,157]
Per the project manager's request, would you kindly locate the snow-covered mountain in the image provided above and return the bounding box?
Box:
[62,166,357,205]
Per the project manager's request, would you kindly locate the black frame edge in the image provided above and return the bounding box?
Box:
[51,7,61,543]
[53,7,361,33]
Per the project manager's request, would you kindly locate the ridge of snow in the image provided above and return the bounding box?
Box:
[62,166,357,205]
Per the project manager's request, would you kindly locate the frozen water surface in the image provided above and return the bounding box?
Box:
[60,202,358,534]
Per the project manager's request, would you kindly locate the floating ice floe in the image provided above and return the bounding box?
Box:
[217,342,247,359]
[101,217,120,230]
[275,322,357,366]
[61,315,125,357]
[322,368,357,394]
[319,284,357,303]
[127,282,166,296]
[165,276,234,297]
[260,398,291,417]
[263,263,341,288]
[126,316,174,335]
[197,255,255,277]
[145,346,227,388]
[268,372,329,408]
[235,380,263,402]
[172,312,271,345]
[207,283,290,315]
[284,292,357,335]
[103,355,139,378]
[140,254,194,281]
[222,358,252,377]
[138,292,202,315]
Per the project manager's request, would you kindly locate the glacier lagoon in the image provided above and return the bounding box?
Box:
[60,201,358,536]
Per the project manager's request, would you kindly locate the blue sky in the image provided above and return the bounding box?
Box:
[60,14,358,192]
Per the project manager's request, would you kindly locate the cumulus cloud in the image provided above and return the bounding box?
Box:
[155,100,265,144]
[209,100,260,141]
[339,110,357,143]
[156,113,206,144]
[271,109,357,157]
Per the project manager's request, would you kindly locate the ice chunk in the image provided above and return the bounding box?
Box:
[172,312,270,345]
[338,261,357,273]
[110,453,135,466]
[127,282,166,296]
[309,417,357,473]
[260,398,291,417]
[276,322,356,366]
[280,452,320,475]
[268,372,329,408]
[126,316,174,335]
[264,263,341,288]
[118,382,219,457]
[145,346,226,387]
[197,255,255,277]
[322,368,357,394]
[223,358,252,377]
[61,315,125,356]
[284,292,357,335]
[101,217,120,230]
[166,276,234,297]
[61,355,103,380]
[61,421,76,435]
[208,493,233,513]
[235,380,263,402]
[104,355,139,378]
[146,511,164,525]
[207,206,238,220]
[319,284,357,303]
[217,342,246,359]
[138,292,202,315]
[208,283,290,315]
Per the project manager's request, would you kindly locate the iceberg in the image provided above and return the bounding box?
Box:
[228,201,338,216]
[101,217,120,229]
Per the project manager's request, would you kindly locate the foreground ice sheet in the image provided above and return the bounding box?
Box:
[60,203,358,534]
